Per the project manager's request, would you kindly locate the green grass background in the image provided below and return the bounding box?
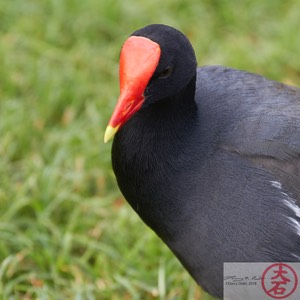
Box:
[1,0,300,299]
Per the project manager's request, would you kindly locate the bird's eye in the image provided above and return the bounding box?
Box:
[158,66,173,78]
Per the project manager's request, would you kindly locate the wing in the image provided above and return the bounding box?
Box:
[223,113,300,199]
[196,66,300,200]
[221,83,300,200]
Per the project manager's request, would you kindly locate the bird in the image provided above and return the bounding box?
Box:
[104,24,300,298]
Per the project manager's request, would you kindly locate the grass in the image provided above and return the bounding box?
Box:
[1,0,300,299]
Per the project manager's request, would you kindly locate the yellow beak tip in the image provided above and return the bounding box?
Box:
[104,125,119,143]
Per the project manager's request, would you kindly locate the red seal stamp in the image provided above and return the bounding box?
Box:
[261,263,298,299]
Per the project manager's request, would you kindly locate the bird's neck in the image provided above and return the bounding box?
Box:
[147,77,197,129]
[113,75,197,166]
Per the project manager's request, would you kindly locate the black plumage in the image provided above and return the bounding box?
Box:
[108,24,300,298]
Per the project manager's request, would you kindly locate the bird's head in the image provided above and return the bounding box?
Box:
[104,24,197,142]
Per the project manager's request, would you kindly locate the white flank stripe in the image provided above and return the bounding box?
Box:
[270,180,282,189]
[283,199,300,218]
[288,217,300,236]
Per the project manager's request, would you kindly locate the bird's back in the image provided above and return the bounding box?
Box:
[195,65,300,201]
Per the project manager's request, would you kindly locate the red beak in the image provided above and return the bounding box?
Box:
[104,36,161,143]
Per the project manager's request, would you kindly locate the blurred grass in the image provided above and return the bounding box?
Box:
[0,0,300,299]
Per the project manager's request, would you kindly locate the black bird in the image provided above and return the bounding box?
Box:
[104,24,300,298]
